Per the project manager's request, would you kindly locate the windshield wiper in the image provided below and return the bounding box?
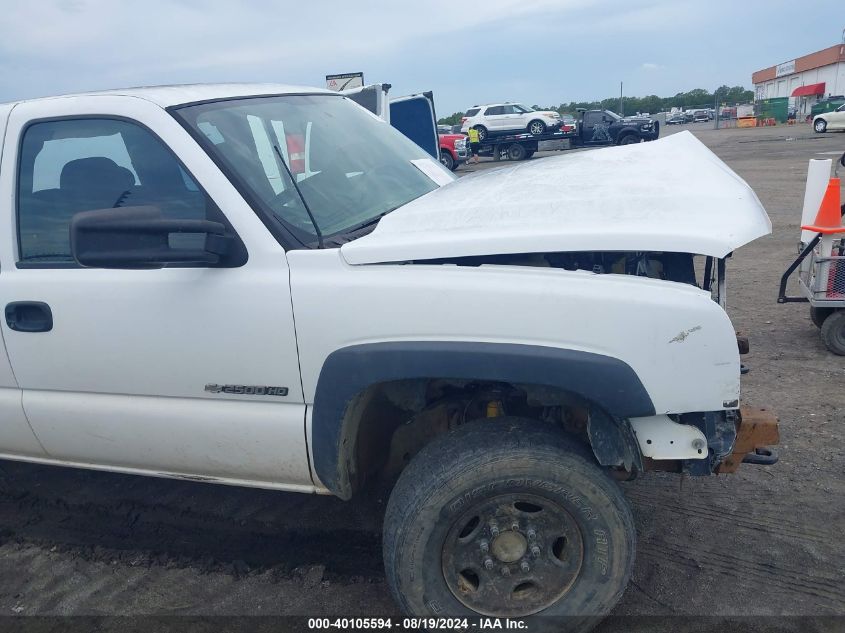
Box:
[273,144,324,249]
[320,210,395,247]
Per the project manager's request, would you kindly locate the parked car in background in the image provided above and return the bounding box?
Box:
[813,103,845,133]
[437,125,452,135]
[693,111,709,123]
[461,103,561,140]
[666,113,686,125]
[438,132,468,170]
[811,96,845,118]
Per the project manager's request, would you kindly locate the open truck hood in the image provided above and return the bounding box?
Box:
[341,131,771,264]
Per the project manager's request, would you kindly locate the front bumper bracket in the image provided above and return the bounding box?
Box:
[717,406,780,473]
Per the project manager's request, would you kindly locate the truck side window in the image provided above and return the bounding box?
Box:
[16,118,218,265]
[583,112,601,126]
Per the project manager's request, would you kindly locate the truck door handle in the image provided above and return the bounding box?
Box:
[5,301,53,333]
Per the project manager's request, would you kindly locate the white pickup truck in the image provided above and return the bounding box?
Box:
[0,84,778,627]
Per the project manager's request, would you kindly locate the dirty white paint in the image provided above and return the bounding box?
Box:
[342,131,772,265]
[669,325,703,343]
[629,415,708,460]
[289,248,741,420]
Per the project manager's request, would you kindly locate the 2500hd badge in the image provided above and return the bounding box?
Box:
[204,384,289,396]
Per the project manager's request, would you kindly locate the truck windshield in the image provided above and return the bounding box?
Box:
[173,94,443,248]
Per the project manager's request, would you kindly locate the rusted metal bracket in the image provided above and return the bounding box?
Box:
[717,406,780,473]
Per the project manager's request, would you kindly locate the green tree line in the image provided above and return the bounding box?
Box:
[438,85,754,125]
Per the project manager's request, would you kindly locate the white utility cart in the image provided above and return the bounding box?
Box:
[779,151,845,354]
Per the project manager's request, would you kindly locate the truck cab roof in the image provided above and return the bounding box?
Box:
[1,82,333,109]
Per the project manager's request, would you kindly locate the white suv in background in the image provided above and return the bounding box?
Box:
[461,103,561,140]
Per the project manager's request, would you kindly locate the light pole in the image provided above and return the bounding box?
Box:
[714,90,719,130]
[619,82,624,116]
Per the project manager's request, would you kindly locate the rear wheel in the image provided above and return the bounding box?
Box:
[820,309,845,354]
[814,119,827,133]
[474,125,488,142]
[528,120,546,136]
[507,144,527,161]
[384,418,635,631]
[439,150,455,171]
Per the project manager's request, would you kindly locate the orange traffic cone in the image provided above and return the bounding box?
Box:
[802,178,844,234]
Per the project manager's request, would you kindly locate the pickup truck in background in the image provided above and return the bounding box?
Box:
[0,84,777,629]
[438,132,468,170]
[571,109,660,145]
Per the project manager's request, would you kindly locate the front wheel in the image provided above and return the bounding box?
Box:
[814,119,827,133]
[618,134,640,145]
[474,125,488,142]
[440,150,455,171]
[528,120,546,135]
[820,309,845,354]
[383,418,635,631]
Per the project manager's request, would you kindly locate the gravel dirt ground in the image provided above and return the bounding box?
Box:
[0,122,843,629]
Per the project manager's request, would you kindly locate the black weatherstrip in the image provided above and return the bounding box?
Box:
[311,341,655,497]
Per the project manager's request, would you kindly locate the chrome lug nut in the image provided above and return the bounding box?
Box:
[526,529,537,540]
[520,561,530,573]
[501,566,510,577]
[483,558,494,570]
[530,545,541,558]
[511,522,520,532]
[479,540,489,553]
[490,525,500,537]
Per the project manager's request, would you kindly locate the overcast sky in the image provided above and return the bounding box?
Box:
[0,0,841,114]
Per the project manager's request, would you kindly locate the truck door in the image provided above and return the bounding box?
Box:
[389,92,439,158]
[0,97,313,490]
[581,111,613,144]
[0,105,46,460]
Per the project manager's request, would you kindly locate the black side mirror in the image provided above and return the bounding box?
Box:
[70,206,232,269]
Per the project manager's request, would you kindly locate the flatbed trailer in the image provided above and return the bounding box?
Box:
[477,128,576,161]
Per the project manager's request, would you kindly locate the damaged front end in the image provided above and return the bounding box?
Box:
[633,407,780,476]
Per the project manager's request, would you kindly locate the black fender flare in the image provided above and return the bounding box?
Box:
[615,126,642,143]
[311,342,655,498]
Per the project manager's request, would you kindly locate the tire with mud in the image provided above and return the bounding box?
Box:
[820,309,845,355]
[383,417,635,632]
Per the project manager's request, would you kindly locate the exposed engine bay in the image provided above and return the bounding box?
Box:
[424,250,721,295]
